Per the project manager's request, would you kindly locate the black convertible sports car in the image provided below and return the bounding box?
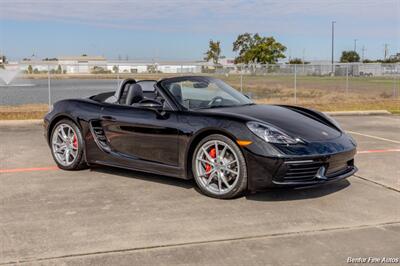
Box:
[44,76,357,199]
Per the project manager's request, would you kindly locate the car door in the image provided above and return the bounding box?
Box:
[100,103,180,167]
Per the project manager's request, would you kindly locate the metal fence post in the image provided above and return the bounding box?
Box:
[116,64,120,88]
[47,64,51,108]
[392,71,397,98]
[294,64,297,104]
[398,72,400,99]
[346,64,349,95]
[240,65,243,93]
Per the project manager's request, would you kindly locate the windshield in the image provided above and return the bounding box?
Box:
[160,77,253,110]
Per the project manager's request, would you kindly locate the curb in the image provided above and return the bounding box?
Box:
[325,110,391,116]
[0,119,43,126]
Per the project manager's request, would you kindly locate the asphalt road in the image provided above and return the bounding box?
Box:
[0,115,399,265]
[0,79,117,105]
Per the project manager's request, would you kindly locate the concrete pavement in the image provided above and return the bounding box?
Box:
[0,115,399,265]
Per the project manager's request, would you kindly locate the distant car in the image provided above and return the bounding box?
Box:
[44,76,358,199]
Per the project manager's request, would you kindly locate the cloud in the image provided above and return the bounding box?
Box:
[0,0,398,37]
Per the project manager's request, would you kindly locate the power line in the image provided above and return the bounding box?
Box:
[384,44,389,60]
[361,46,366,62]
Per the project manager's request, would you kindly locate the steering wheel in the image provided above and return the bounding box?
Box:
[208,96,224,107]
[137,98,162,107]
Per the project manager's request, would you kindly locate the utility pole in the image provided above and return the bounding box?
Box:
[331,21,336,75]
[354,39,358,52]
[361,46,366,62]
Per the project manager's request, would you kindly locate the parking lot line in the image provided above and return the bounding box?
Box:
[347,131,400,144]
[0,166,58,173]
[357,149,400,154]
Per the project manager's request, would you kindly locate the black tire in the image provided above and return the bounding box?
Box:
[50,119,87,170]
[192,134,247,199]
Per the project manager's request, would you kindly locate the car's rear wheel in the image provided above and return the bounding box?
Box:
[50,119,86,170]
[192,134,247,199]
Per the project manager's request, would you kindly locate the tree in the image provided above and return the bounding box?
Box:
[340,51,360,63]
[57,65,62,74]
[233,33,286,64]
[27,65,33,74]
[204,40,221,65]
[288,58,309,64]
[112,65,119,73]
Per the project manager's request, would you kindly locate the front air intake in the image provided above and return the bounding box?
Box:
[283,162,324,182]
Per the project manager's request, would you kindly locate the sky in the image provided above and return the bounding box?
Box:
[0,0,399,62]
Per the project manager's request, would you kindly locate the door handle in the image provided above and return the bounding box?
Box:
[101,115,116,121]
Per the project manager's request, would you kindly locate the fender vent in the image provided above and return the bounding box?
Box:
[90,121,110,151]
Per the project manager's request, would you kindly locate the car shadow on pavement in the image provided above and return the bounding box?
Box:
[90,166,351,200]
[246,179,351,202]
[90,165,194,189]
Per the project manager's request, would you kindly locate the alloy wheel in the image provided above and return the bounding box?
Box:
[52,123,79,166]
[195,140,240,195]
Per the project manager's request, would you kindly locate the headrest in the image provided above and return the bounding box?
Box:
[126,83,143,105]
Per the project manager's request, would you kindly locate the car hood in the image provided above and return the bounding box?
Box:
[200,104,342,141]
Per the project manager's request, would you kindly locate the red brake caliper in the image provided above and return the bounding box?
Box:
[72,134,78,149]
[205,148,216,175]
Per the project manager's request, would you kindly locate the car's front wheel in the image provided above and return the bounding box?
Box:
[192,134,247,199]
[50,119,86,170]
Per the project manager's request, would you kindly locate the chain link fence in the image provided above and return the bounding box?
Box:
[0,62,399,118]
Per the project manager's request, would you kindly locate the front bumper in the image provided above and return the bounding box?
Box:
[245,148,357,191]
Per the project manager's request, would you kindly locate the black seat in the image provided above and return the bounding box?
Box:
[126,84,144,105]
[170,84,183,103]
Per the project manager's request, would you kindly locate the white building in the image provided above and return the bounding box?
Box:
[58,56,107,74]
[106,60,203,74]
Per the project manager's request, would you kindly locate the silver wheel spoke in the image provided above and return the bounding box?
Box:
[60,126,67,140]
[57,131,65,141]
[198,158,213,165]
[219,145,227,160]
[199,168,214,178]
[206,170,217,185]
[226,160,238,166]
[55,145,66,153]
[217,173,222,192]
[220,174,231,188]
[225,168,239,176]
[202,147,214,163]
[214,141,219,161]
[65,150,71,164]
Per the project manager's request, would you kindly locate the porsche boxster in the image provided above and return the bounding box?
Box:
[44,76,357,199]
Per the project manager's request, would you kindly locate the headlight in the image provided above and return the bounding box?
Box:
[247,121,298,144]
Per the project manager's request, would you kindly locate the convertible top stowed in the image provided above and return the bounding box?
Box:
[44,76,357,199]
